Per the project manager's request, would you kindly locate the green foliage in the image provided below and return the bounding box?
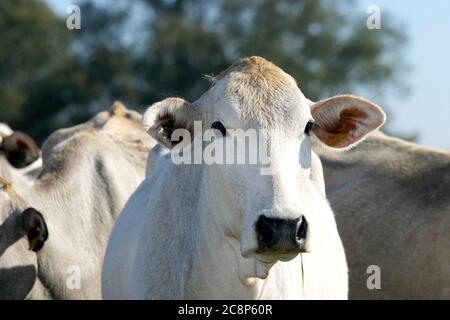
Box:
[0,0,408,144]
[0,1,71,128]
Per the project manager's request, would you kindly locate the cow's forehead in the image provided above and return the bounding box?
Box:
[206,56,310,129]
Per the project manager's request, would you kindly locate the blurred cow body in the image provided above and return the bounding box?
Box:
[320,131,450,299]
[0,102,154,299]
[102,57,385,299]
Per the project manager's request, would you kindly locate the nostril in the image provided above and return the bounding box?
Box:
[256,216,275,246]
[296,216,308,243]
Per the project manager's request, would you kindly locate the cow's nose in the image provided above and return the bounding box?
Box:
[255,215,308,253]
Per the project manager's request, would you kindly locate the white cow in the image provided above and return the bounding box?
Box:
[0,102,154,299]
[102,56,385,299]
[319,131,450,299]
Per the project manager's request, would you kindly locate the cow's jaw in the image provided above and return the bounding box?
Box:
[225,235,274,282]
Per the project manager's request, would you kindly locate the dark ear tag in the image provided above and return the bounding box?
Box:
[20,208,49,252]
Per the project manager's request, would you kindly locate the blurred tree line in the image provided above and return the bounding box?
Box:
[0,0,407,144]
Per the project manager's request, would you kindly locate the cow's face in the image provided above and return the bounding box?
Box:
[0,182,48,299]
[144,56,385,264]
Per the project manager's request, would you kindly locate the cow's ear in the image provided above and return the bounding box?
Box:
[143,98,199,149]
[1,132,40,168]
[310,95,385,150]
[19,208,49,252]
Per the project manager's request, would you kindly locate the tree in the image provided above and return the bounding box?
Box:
[0,0,408,143]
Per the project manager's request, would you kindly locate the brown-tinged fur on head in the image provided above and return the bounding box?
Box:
[215,56,301,129]
[215,56,284,82]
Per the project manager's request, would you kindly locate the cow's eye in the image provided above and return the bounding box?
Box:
[304,120,315,136]
[211,121,227,136]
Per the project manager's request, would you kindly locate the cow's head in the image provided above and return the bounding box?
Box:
[144,56,385,264]
[0,179,48,299]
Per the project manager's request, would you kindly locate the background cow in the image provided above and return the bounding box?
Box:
[0,102,154,299]
[319,131,450,299]
[102,56,385,299]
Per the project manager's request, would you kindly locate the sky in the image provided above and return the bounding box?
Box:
[46,0,450,151]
